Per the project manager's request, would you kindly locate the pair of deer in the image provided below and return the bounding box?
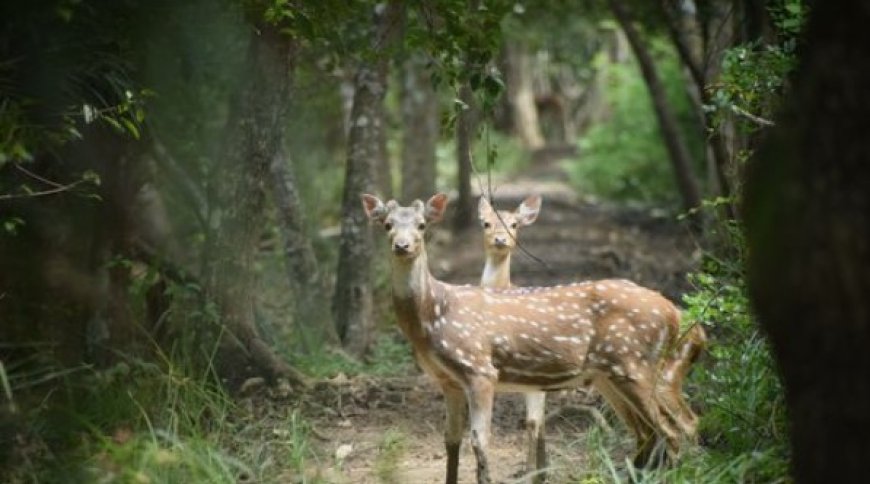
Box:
[361,193,706,484]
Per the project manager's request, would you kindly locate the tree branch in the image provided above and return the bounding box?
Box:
[731,104,776,127]
[0,179,88,200]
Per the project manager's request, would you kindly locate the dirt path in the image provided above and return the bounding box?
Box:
[304,159,699,483]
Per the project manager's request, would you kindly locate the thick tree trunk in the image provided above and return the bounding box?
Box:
[212,22,307,388]
[504,40,545,150]
[333,1,403,358]
[610,0,703,222]
[744,1,870,480]
[400,54,439,202]
[453,82,477,231]
[269,148,338,349]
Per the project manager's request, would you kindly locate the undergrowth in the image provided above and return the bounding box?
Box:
[374,427,407,484]
[0,349,315,484]
[290,332,415,380]
[565,221,789,483]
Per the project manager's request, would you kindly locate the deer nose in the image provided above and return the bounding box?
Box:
[393,240,411,254]
[493,235,509,247]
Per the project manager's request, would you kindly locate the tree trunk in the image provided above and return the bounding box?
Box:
[504,40,545,150]
[610,0,703,222]
[212,21,307,388]
[661,0,737,220]
[453,81,477,231]
[744,1,870,480]
[373,84,393,200]
[333,1,404,358]
[700,0,740,214]
[400,54,439,202]
[269,147,338,350]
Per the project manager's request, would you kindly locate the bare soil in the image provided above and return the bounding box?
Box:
[298,159,699,483]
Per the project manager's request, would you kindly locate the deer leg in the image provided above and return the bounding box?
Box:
[654,369,698,441]
[466,376,495,484]
[612,378,680,469]
[662,325,705,441]
[443,385,468,484]
[524,391,547,483]
[594,377,642,441]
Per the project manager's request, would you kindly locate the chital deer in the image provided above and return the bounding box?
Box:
[478,195,704,480]
[362,193,699,484]
[478,195,549,482]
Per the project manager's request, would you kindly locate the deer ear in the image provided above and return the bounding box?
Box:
[361,194,388,222]
[425,193,449,223]
[478,196,494,220]
[516,195,541,226]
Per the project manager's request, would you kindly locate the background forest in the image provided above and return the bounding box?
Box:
[3,0,866,482]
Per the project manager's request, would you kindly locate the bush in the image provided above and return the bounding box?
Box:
[1,352,315,483]
[676,225,789,482]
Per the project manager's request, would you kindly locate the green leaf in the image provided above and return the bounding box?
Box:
[121,118,140,139]
[103,116,124,133]
[82,170,101,186]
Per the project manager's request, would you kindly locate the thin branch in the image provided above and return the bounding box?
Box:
[0,179,88,200]
[660,0,705,90]
[14,163,65,188]
[731,104,775,127]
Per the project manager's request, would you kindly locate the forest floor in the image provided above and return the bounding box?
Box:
[293,155,700,483]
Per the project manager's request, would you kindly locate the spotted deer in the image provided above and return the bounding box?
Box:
[478,195,550,482]
[362,193,700,484]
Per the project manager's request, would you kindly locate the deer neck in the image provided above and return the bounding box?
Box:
[391,249,432,301]
[481,252,512,288]
[390,249,438,341]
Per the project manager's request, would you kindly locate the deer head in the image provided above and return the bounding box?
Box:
[478,195,541,256]
[361,193,448,260]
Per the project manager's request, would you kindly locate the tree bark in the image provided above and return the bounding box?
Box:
[504,40,545,150]
[610,0,703,223]
[212,21,307,388]
[453,81,477,231]
[744,1,870,480]
[333,1,404,358]
[400,54,439,202]
[269,147,338,349]
[372,84,394,200]
[661,0,737,220]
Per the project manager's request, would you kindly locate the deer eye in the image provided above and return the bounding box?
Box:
[418,223,426,230]
[483,222,491,229]
[511,222,518,229]
[384,222,393,231]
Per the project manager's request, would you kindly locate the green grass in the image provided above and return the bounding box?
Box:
[1,349,317,484]
[290,332,415,380]
[374,427,408,484]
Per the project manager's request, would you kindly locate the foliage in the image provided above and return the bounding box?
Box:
[290,332,415,379]
[0,1,147,167]
[708,0,807,133]
[677,224,789,482]
[1,351,314,483]
[566,37,704,207]
[374,427,407,483]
